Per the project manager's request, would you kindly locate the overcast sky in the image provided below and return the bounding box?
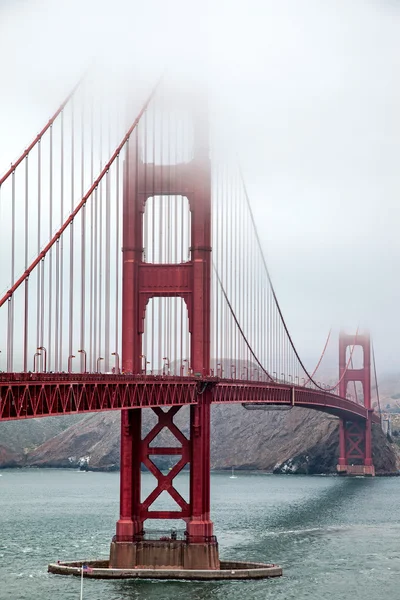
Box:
[0,0,399,373]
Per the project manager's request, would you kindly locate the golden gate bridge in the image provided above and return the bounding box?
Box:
[0,74,380,573]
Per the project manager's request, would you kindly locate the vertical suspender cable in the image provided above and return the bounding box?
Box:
[59,111,64,370]
[23,157,29,372]
[105,169,111,371]
[37,140,42,369]
[98,104,103,367]
[80,99,86,372]
[89,99,94,371]
[8,172,16,371]
[115,153,120,368]
[104,106,112,372]
[93,185,98,371]
[48,125,53,372]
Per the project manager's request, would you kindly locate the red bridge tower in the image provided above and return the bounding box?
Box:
[337,332,375,476]
[109,102,219,569]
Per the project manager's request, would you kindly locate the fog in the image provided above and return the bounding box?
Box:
[0,0,399,373]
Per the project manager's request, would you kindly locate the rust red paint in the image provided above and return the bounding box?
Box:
[337,332,374,470]
[117,100,214,539]
[0,374,379,423]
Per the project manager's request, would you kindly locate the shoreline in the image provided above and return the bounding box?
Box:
[1,465,399,476]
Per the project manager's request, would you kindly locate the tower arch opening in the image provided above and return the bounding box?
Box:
[143,195,191,264]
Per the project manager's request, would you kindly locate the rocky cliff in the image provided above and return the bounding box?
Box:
[1,404,398,474]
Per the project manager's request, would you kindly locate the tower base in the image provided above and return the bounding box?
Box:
[109,538,220,570]
[337,464,375,476]
[49,558,282,580]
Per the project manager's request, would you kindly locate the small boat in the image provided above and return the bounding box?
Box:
[230,467,237,479]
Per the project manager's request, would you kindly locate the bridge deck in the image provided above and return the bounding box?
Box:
[0,374,378,423]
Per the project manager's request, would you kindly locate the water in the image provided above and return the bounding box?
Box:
[1,470,399,600]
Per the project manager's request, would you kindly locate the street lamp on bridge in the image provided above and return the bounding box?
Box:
[68,355,75,373]
[96,357,104,373]
[78,349,87,373]
[252,368,259,381]
[33,351,41,373]
[37,346,47,372]
[112,352,120,374]
[139,354,147,375]
[231,364,236,379]
[162,357,170,375]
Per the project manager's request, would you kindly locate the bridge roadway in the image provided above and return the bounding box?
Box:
[0,373,379,423]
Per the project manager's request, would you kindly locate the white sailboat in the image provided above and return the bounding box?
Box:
[230,467,237,479]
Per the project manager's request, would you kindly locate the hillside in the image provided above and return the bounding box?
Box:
[1,404,398,474]
[0,414,85,466]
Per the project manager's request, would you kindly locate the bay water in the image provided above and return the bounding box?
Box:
[1,469,399,600]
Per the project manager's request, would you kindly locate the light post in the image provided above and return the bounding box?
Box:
[241,366,248,379]
[68,355,75,373]
[96,357,104,373]
[162,357,170,375]
[139,354,146,375]
[288,374,292,384]
[182,359,189,376]
[281,372,286,383]
[216,362,222,377]
[37,346,47,372]
[273,371,277,381]
[78,349,87,373]
[33,352,41,373]
[112,352,120,374]
[295,376,299,386]
[301,377,305,386]
[231,364,236,379]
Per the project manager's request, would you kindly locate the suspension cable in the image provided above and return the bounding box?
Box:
[213,264,274,381]
[0,74,86,187]
[303,329,332,386]
[0,79,161,309]
[238,165,358,392]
